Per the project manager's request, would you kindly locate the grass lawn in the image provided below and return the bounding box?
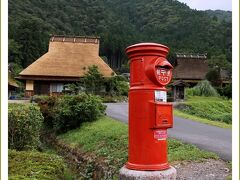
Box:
[9,150,67,179]
[174,96,232,128]
[174,110,232,129]
[9,147,76,179]
[58,116,218,175]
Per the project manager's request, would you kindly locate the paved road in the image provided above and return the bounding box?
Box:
[105,103,232,161]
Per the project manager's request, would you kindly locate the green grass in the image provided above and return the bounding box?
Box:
[9,150,66,180]
[58,116,218,171]
[175,96,232,125]
[174,110,232,129]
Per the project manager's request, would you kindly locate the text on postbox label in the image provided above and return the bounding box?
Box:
[154,129,167,140]
[156,67,172,85]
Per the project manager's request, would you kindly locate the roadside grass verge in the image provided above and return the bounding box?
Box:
[175,96,232,127]
[9,149,76,180]
[174,110,232,129]
[9,150,68,179]
[58,116,218,173]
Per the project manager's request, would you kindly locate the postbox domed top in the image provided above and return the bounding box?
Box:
[126,43,169,59]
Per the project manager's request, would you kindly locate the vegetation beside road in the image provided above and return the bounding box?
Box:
[174,110,231,129]
[175,96,232,127]
[58,116,218,177]
[9,150,68,179]
[8,93,106,179]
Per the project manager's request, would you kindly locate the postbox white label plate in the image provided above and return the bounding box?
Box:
[155,90,166,102]
[154,129,167,140]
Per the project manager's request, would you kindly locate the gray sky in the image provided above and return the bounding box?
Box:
[177,0,232,11]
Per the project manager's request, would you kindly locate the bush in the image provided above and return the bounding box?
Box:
[53,93,106,134]
[8,104,44,150]
[106,75,129,96]
[30,95,50,103]
[185,80,219,97]
[9,150,65,179]
[115,81,129,96]
[33,95,58,129]
[216,84,232,99]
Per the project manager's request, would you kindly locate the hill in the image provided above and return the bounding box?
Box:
[8,0,232,71]
[205,10,232,23]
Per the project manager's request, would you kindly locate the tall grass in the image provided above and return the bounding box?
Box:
[185,80,219,97]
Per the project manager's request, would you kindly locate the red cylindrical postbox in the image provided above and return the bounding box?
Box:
[126,43,173,171]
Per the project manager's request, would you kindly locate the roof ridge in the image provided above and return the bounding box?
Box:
[50,35,100,44]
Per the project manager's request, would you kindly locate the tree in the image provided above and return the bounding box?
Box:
[207,54,231,86]
[13,16,50,67]
[8,39,22,65]
[83,65,104,95]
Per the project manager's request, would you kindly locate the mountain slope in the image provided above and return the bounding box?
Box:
[8,0,232,70]
[205,10,232,23]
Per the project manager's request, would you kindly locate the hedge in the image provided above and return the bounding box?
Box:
[34,93,106,134]
[8,103,44,150]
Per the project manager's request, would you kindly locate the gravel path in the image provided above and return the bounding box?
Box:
[174,159,231,180]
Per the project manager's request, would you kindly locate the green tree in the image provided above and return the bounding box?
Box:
[83,65,104,94]
[8,39,22,65]
[8,0,231,70]
[12,16,50,67]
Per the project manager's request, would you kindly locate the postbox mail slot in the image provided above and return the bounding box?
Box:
[155,103,173,128]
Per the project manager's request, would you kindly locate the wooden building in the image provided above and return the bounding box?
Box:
[171,53,208,101]
[17,35,114,97]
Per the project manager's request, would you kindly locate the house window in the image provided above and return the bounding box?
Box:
[50,83,63,93]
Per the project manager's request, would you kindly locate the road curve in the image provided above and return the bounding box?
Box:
[105,103,232,161]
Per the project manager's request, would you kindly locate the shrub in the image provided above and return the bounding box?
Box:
[8,103,44,150]
[35,96,58,129]
[216,84,232,99]
[30,95,50,103]
[106,75,129,96]
[115,81,129,96]
[53,93,106,133]
[9,150,65,179]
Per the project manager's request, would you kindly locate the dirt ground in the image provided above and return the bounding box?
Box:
[173,159,231,180]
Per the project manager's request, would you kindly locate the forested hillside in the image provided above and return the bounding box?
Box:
[8,0,231,72]
[205,10,232,23]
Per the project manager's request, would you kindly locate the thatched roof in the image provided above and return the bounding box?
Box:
[8,72,19,88]
[19,36,114,79]
[173,55,208,80]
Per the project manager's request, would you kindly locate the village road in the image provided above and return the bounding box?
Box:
[105,103,232,161]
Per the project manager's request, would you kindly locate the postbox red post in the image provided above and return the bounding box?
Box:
[125,43,173,171]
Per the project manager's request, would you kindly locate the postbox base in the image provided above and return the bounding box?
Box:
[126,162,170,171]
[119,165,177,180]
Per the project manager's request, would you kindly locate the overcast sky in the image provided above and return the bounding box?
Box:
[177,0,232,11]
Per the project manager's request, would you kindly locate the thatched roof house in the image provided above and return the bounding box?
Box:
[171,53,230,101]
[173,53,208,85]
[17,35,114,96]
[171,53,208,101]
